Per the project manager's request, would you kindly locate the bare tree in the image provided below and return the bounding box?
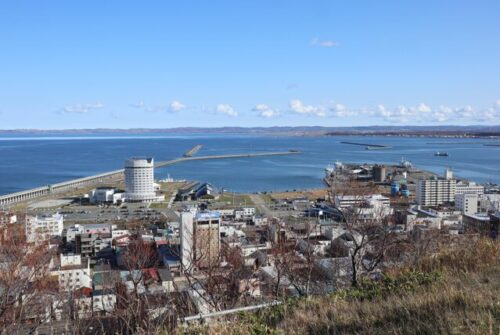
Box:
[0,224,58,334]
[329,179,401,286]
[107,236,169,334]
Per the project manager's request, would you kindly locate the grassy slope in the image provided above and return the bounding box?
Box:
[181,239,500,335]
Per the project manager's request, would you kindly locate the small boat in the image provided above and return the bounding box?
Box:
[434,152,449,157]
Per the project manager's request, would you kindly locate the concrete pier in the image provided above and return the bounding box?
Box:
[183,145,203,157]
[0,150,301,207]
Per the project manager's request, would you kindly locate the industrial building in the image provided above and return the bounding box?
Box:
[373,164,387,182]
[176,182,218,201]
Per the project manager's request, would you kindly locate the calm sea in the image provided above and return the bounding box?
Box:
[0,134,499,195]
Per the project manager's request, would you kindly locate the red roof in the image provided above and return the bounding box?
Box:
[143,268,160,281]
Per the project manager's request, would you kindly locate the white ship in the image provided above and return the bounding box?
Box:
[325,161,344,177]
[399,157,413,169]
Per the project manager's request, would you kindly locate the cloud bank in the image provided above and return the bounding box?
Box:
[62,102,104,114]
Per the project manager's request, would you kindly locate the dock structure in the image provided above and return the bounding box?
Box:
[340,141,392,148]
[154,151,301,168]
[183,145,203,157]
[0,150,301,207]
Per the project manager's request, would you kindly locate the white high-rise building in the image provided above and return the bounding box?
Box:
[25,213,64,242]
[124,157,163,202]
[455,193,478,215]
[416,178,456,206]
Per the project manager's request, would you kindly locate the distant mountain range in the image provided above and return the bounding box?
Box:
[1,125,500,137]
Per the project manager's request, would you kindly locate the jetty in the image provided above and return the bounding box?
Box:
[183,145,203,157]
[0,150,301,207]
[340,141,392,149]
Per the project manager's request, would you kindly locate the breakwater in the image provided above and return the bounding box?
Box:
[0,150,301,207]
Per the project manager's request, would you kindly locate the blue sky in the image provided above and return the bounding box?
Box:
[0,1,499,129]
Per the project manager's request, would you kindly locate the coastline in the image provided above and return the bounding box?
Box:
[1,125,500,139]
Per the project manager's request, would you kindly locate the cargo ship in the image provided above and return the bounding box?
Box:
[434,152,449,157]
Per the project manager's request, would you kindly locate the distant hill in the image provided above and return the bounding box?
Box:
[1,125,500,137]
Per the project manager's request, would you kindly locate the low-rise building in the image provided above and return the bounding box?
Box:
[253,215,268,226]
[112,229,129,239]
[76,291,116,317]
[335,194,392,220]
[463,213,491,235]
[0,211,17,225]
[479,193,500,213]
[51,256,91,292]
[317,257,352,279]
[235,207,256,221]
[66,224,112,242]
[455,181,484,196]
[88,187,124,204]
[75,233,112,259]
[297,236,331,255]
[455,193,478,215]
[25,213,64,242]
[334,194,390,210]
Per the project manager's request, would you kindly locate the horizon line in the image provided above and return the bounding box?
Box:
[1,125,500,132]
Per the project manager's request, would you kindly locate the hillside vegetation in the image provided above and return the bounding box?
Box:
[180,238,500,335]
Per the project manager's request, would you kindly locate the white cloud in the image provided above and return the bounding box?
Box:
[252,104,279,118]
[289,99,326,117]
[415,103,431,113]
[478,101,500,121]
[131,100,185,113]
[373,104,418,123]
[481,108,496,120]
[130,101,164,112]
[431,106,453,122]
[169,100,186,113]
[371,102,500,123]
[330,104,350,117]
[310,37,339,48]
[130,101,145,109]
[216,104,237,117]
[377,104,390,118]
[63,102,104,114]
[144,106,165,113]
[456,105,474,118]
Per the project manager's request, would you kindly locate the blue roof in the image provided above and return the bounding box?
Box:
[195,211,220,220]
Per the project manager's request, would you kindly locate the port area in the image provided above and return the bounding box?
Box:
[13,177,328,230]
[0,149,301,208]
[324,161,438,203]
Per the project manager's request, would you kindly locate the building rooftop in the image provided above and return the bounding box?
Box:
[195,211,220,220]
